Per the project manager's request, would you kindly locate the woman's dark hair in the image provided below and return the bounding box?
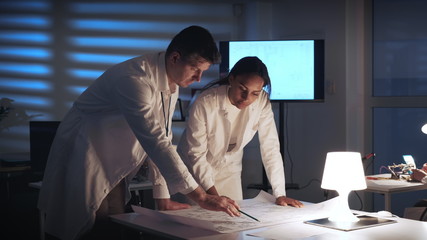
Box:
[166,25,221,64]
[203,56,271,95]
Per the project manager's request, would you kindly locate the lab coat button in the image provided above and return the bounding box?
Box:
[104,189,108,193]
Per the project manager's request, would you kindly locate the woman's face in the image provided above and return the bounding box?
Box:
[228,73,264,109]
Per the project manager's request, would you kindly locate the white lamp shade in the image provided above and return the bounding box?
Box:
[321,152,367,191]
[422,123,427,134]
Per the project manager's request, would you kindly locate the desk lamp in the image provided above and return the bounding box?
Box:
[321,151,367,222]
[422,123,427,134]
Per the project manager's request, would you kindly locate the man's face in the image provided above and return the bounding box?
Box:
[167,52,211,88]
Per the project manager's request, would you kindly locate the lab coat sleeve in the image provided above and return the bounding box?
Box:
[148,124,176,199]
[178,97,216,192]
[113,75,198,195]
[257,96,287,198]
[147,159,171,199]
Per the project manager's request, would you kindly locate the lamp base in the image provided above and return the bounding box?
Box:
[304,215,396,231]
[328,189,360,223]
[328,211,360,222]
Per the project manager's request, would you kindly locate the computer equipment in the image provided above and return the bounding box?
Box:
[29,121,60,180]
[403,155,416,169]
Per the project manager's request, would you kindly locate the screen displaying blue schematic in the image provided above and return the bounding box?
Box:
[227,40,316,101]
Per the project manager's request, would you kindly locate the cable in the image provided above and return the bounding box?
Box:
[379,165,389,174]
[284,102,295,184]
[299,178,321,190]
[352,191,364,211]
[363,153,375,173]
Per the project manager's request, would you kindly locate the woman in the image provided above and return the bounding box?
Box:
[153,56,303,208]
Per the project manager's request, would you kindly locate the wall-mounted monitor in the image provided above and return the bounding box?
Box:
[219,39,325,102]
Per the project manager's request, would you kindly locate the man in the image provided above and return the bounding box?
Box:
[38,25,240,240]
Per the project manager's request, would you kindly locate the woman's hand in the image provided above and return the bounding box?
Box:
[275,196,304,208]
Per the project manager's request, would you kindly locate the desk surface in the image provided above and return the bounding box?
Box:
[111,210,427,240]
[365,173,427,194]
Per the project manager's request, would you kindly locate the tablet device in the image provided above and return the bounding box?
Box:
[403,155,416,168]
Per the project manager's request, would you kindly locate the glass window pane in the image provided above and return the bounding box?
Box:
[373,107,427,216]
[373,0,427,97]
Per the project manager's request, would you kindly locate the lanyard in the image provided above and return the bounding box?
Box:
[161,92,171,137]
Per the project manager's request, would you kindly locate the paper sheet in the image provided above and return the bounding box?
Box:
[132,191,338,233]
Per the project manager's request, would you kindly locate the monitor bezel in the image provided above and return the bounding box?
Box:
[219,39,325,102]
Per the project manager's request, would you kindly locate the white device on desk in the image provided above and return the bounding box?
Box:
[387,155,417,179]
[403,155,416,169]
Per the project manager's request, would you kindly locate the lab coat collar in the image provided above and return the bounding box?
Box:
[215,85,255,152]
[157,52,174,93]
[217,85,231,119]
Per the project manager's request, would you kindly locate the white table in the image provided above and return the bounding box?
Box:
[365,173,427,211]
[110,210,427,240]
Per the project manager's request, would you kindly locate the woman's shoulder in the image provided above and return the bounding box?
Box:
[192,85,226,110]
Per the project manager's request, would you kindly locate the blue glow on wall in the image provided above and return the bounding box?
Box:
[0,31,52,44]
[0,63,51,76]
[0,78,52,91]
[70,3,228,17]
[69,19,192,33]
[25,111,54,121]
[67,69,103,79]
[69,36,168,49]
[0,1,50,12]
[0,0,234,153]
[67,52,135,64]
[0,47,52,60]
[67,86,88,95]
[1,94,53,108]
[0,15,51,28]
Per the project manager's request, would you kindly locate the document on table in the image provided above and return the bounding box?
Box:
[132,190,338,233]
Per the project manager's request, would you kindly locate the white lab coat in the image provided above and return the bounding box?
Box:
[153,85,286,200]
[37,52,198,240]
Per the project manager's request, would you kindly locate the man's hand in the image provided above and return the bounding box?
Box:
[206,186,219,196]
[275,196,304,208]
[186,187,240,217]
[155,198,191,211]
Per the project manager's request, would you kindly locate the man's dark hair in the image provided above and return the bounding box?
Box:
[166,25,221,64]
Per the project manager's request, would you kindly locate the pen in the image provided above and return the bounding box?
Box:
[238,209,260,222]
